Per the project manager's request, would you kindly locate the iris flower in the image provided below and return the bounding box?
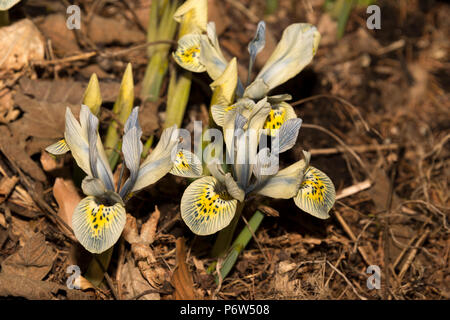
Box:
[174,20,321,136]
[180,98,335,236]
[46,106,202,253]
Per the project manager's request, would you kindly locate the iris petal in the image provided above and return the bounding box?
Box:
[294,166,335,219]
[181,176,237,235]
[173,34,206,73]
[170,149,203,178]
[72,196,126,254]
[45,139,70,155]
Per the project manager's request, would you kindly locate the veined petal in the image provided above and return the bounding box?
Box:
[46,139,70,155]
[256,159,308,199]
[120,107,143,197]
[210,57,238,107]
[173,0,207,34]
[272,117,302,153]
[170,149,203,178]
[253,23,321,98]
[64,107,91,176]
[263,102,297,136]
[72,195,126,254]
[294,166,335,219]
[199,22,228,81]
[181,176,237,235]
[131,126,179,193]
[173,34,206,73]
[86,108,114,191]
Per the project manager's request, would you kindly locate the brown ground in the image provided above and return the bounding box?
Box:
[0,0,448,300]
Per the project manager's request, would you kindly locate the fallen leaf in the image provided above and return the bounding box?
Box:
[0,175,19,203]
[87,15,145,45]
[171,237,198,300]
[0,19,45,71]
[120,258,160,300]
[40,151,64,172]
[0,273,90,299]
[52,178,80,240]
[37,14,80,56]
[1,233,57,280]
[0,126,46,182]
[18,77,121,105]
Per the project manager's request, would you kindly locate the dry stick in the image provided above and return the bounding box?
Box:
[392,234,418,270]
[310,143,400,156]
[336,180,372,200]
[31,40,177,66]
[398,229,431,280]
[334,210,372,266]
[326,261,368,300]
[325,251,346,288]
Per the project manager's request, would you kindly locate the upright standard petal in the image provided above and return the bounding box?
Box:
[199,22,228,81]
[64,107,91,176]
[72,195,126,254]
[263,102,297,136]
[86,108,115,191]
[181,176,237,235]
[120,108,143,198]
[271,117,302,153]
[294,166,335,219]
[251,23,321,99]
[173,34,207,73]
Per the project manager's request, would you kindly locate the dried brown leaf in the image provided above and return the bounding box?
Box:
[0,19,45,71]
[172,237,198,300]
[0,273,90,299]
[0,126,46,182]
[52,178,80,239]
[120,258,160,300]
[1,233,57,280]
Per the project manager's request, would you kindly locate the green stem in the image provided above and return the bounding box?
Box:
[211,201,245,258]
[84,247,114,287]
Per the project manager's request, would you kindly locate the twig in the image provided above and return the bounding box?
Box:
[334,210,372,266]
[310,143,400,156]
[31,40,177,66]
[336,180,372,200]
[326,260,367,300]
[397,229,431,280]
